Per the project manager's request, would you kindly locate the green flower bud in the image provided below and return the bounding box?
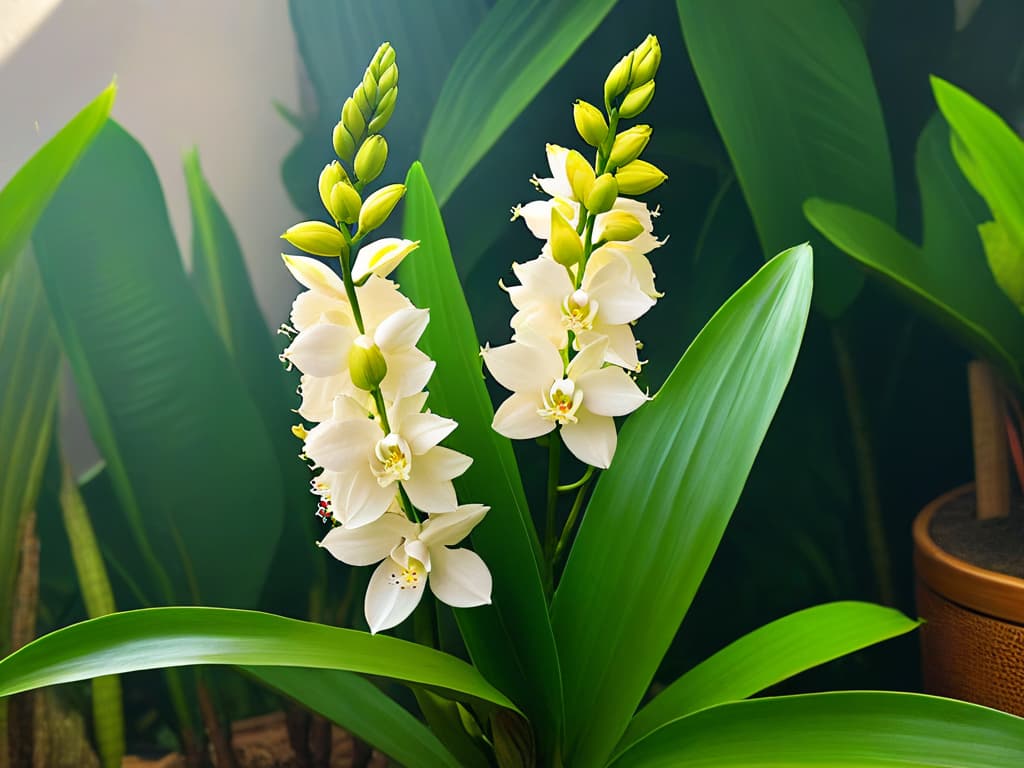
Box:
[342,97,365,142]
[585,174,618,214]
[318,162,348,217]
[282,221,348,258]
[333,122,356,162]
[604,52,634,108]
[354,87,373,120]
[355,135,388,183]
[618,80,655,119]
[373,42,396,72]
[550,208,584,268]
[357,183,406,236]
[369,87,398,134]
[329,181,362,224]
[565,150,596,203]
[609,124,652,168]
[615,159,667,195]
[598,210,644,242]
[378,63,398,93]
[630,35,661,86]
[574,99,608,147]
[348,335,388,392]
[361,67,378,105]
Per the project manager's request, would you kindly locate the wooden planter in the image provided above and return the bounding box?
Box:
[913,484,1024,716]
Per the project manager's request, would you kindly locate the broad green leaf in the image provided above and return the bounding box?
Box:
[617,601,919,757]
[805,119,1024,388]
[932,77,1024,309]
[0,607,514,711]
[249,667,459,768]
[676,0,894,317]
[0,83,115,280]
[552,244,814,767]
[32,122,283,607]
[611,691,1024,767]
[400,162,563,753]
[0,254,60,654]
[420,0,618,205]
[284,0,487,214]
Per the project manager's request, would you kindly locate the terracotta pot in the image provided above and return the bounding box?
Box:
[913,484,1024,716]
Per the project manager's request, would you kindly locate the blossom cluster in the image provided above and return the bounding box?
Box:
[482,35,667,469]
[279,44,491,634]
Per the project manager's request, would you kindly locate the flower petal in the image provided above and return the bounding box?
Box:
[492,392,554,440]
[402,412,458,455]
[290,289,351,331]
[589,323,641,371]
[538,143,573,199]
[284,322,356,377]
[379,347,435,401]
[413,445,472,483]
[584,257,656,325]
[514,199,555,240]
[342,469,400,528]
[560,410,617,468]
[566,337,608,379]
[297,373,345,422]
[303,417,379,472]
[589,244,659,299]
[356,276,413,332]
[420,504,489,548]
[481,335,563,393]
[402,476,458,515]
[429,547,492,608]
[374,307,430,352]
[352,238,419,282]
[283,254,349,300]
[318,513,413,566]
[578,366,648,416]
[364,557,426,633]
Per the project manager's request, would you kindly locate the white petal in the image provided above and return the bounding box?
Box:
[589,244,659,299]
[538,144,573,198]
[514,200,555,239]
[566,337,608,379]
[356,276,413,332]
[402,476,458,515]
[492,392,554,440]
[379,348,435,401]
[303,418,379,471]
[374,307,429,352]
[420,504,489,548]
[560,410,617,469]
[481,336,563,393]
[297,373,346,422]
[352,238,419,282]
[290,290,351,331]
[364,557,426,633]
[585,258,656,325]
[591,323,641,371]
[283,322,355,377]
[429,547,492,608]
[578,366,648,416]
[342,469,400,528]
[403,538,431,572]
[510,258,572,308]
[415,445,473,482]
[282,254,349,300]
[402,412,458,455]
[318,514,413,566]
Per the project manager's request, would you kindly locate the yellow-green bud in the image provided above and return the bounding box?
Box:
[368,87,398,134]
[550,208,584,268]
[361,68,378,105]
[378,63,398,93]
[282,221,348,258]
[348,335,388,391]
[565,150,596,203]
[615,159,667,195]
[599,210,644,242]
[355,135,388,183]
[373,42,396,71]
[329,181,362,224]
[318,162,348,217]
[573,99,608,147]
[585,174,618,214]
[354,87,373,119]
[342,97,365,142]
[630,35,661,86]
[604,52,634,108]
[333,122,357,162]
[357,183,406,235]
[618,80,655,119]
[609,124,652,168]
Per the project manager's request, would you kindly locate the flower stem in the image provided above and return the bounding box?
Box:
[337,240,365,335]
[544,435,562,592]
[553,470,595,568]
[557,465,594,493]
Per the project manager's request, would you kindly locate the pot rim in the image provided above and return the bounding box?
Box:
[914,483,1024,624]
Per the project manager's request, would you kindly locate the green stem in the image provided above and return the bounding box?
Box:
[544,435,562,592]
[553,472,595,568]
[831,326,894,606]
[337,245,365,334]
[558,465,594,493]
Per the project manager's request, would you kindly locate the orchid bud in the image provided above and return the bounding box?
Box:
[585,174,618,214]
[604,52,634,108]
[352,238,420,282]
[282,221,348,258]
[573,99,608,147]
[565,150,596,203]
[550,208,584,268]
[598,210,644,242]
[357,183,406,236]
[630,35,661,86]
[333,122,357,162]
[618,80,655,119]
[615,158,667,195]
[369,86,398,134]
[355,135,388,183]
[342,97,365,141]
[349,335,388,392]
[318,162,349,217]
[329,181,362,224]
[609,125,652,168]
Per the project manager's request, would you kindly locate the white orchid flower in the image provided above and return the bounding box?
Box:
[507,253,654,370]
[303,393,473,527]
[318,504,492,634]
[352,238,420,283]
[481,333,647,468]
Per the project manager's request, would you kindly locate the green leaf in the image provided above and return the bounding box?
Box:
[0,607,514,711]
[551,244,814,767]
[610,691,1024,767]
[676,0,894,317]
[420,0,618,205]
[31,122,284,607]
[804,118,1024,388]
[400,162,563,753]
[617,601,919,758]
[250,667,459,768]
[0,253,61,654]
[0,83,115,281]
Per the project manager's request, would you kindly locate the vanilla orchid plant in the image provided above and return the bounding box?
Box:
[2,37,1024,768]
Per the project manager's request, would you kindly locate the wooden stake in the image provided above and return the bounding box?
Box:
[969,360,1011,519]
